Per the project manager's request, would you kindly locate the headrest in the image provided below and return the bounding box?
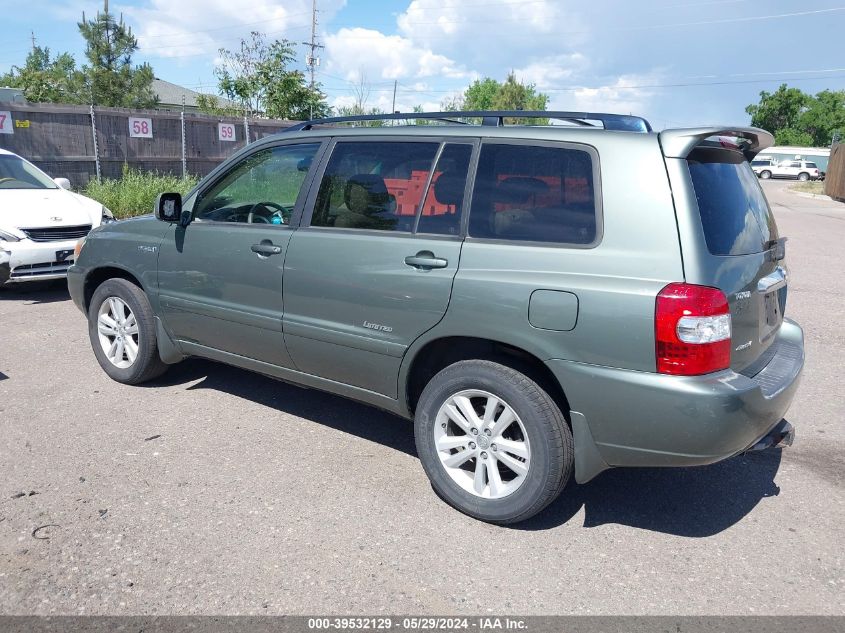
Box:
[432,173,465,207]
[344,174,390,215]
[495,177,549,204]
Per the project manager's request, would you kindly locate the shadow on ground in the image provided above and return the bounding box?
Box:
[0,280,70,304]
[150,357,784,538]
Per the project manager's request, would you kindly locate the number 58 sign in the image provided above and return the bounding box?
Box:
[128,117,153,138]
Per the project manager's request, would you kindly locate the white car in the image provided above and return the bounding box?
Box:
[755,159,821,181]
[0,149,114,287]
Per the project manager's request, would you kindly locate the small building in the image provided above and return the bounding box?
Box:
[0,86,26,104]
[152,78,238,113]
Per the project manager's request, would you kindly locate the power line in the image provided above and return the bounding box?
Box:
[356,6,845,33]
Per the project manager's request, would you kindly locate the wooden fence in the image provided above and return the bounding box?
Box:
[824,143,844,201]
[0,102,297,188]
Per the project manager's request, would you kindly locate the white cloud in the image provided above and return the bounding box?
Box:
[564,73,663,116]
[122,0,346,59]
[323,27,468,83]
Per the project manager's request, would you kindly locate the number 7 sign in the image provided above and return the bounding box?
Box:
[0,111,13,135]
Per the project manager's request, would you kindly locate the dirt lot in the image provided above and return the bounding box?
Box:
[0,180,842,615]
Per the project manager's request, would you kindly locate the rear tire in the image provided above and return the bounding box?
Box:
[414,360,573,524]
[88,278,168,384]
[760,170,772,180]
[798,172,810,182]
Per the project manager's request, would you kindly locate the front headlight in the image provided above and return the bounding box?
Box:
[101,206,116,224]
[74,237,86,259]
[0,229,21,243]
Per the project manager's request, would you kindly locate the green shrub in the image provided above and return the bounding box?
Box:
[83,166,199,219]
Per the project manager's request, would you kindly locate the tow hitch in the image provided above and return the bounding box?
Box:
[746,419,795,452]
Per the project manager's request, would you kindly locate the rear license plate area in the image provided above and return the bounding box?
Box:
[761,291,782,341]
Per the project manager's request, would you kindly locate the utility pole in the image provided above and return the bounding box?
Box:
[391,80,397,114]
[302,0,324,88]
[30,31,36,50]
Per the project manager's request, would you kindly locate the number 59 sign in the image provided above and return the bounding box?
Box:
[128,117,153,138]
[218,122,236,141]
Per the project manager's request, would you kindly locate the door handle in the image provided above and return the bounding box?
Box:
[404,251,448,269]
[251,242,282,256]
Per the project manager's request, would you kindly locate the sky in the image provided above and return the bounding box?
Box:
[1,0,844,130]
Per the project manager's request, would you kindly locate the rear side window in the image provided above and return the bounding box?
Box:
[468,143,597,244]
[416,144,472,236]
[687,147,778,255]
[311,141,439,232]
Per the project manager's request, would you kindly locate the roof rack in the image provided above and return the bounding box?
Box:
[284,110,653,133]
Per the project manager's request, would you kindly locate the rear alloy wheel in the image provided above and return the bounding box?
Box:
[798,172,810,182]
[88,278,168,384]
[760,170,772,180]
[433,389,531,499]
[415,360,573,524]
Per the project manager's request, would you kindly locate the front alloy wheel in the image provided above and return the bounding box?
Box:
[97,296,139,368]
[434,390,531,499]
[87,277,169,384]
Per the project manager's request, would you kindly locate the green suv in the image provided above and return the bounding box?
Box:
[68,111,803,524]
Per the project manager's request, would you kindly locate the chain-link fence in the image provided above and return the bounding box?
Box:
[0,102,298,188]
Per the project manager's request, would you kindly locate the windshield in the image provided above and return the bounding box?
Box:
[687,147,778,256]
[0,154,58,190]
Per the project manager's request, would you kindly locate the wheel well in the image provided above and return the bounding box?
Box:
[406,337,571,421]
[83,267,143,312]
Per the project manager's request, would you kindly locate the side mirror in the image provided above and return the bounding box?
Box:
[155,192,183,223]
[54,177,71,190]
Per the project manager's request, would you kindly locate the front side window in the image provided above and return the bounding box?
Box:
[468,143,598,244]
[194,143,320,224]
[0,154,57,190]
[310,141,440,232]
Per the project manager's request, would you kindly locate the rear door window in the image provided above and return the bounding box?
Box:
[310,141,439,232]
[467,143,598,245]
[416,144,472,236]
[687,146,778,255]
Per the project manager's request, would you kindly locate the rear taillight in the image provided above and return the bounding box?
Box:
[655,283,731,375]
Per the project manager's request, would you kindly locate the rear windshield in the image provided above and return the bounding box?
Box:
[687,147,778,256]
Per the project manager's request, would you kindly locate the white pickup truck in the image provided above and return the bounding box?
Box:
[752,158,821,181]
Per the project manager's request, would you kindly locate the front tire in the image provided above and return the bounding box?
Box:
[414,360,573,524]
[88,278,168,384]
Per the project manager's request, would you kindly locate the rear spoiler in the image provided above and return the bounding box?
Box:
[659,126,774,161]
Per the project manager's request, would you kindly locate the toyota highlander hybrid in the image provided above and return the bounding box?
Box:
[67,111,803,524]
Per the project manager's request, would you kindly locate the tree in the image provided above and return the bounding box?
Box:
[214,32,330,119]
[746,84,808,139]
[746,84,845,147]
[798,89,845,146]
[462,77,500,110]
[0,46,86,104]
[195,94,243,117]
[441,74,549,121]
[78,9,157,107]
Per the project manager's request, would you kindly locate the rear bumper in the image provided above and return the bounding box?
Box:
[0,240,77,285]
[546,319,804,473]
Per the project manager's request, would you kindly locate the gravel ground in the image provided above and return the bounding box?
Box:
[0,179,842,615]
